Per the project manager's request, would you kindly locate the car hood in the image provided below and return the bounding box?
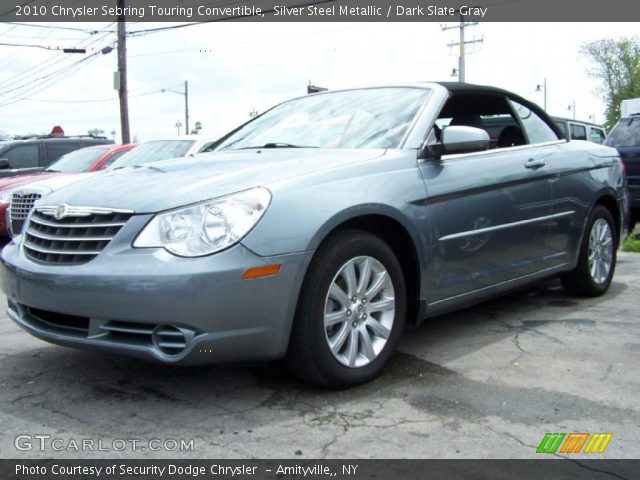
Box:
[0,172,55,191]
[22,172,98,194]
[40,149,386,213]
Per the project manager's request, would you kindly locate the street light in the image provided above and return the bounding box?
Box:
[175,120,182,135]
[535,77,547,111]
[162,80,189,135]
[567,100,576,119]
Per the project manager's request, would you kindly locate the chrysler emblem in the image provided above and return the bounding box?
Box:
[54,204,68,220]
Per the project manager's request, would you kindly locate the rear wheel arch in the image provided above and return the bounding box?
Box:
[593,193,622,244]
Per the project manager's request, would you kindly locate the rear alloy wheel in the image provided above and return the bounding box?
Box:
[562,206,617,297]
[287,230,406,388]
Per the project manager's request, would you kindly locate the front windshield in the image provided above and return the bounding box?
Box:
[46,146,109,173]
[109,140,196,169]
[216,87,430,151]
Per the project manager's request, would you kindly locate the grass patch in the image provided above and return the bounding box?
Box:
[622,234,640,252]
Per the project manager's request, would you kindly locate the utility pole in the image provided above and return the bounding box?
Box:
[184,80,189,134]
[442,12,483,82]
[536,77,548,111]
[117,0,130,144]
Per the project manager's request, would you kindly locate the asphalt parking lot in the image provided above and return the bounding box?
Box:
[1,252,638,459]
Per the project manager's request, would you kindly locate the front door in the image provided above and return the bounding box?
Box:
[417,92,560,301]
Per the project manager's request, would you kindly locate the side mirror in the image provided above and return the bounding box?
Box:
[0,159,10,169]
[421,126,491,159]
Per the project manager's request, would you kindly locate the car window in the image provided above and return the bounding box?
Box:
[101,149,128,168]
[589,128,606,144]
[216,87,431,151]
[509,100,558,144]
[605,117,640,147]
[46,143,80,164]
[46,146,109,173]
[197,141,218,153]
[570,124,587,141]
[2,144,39,168]
[555,121,568,138]
[109,140,196,169]
[434,93,528,151]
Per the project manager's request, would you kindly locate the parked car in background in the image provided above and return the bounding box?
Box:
[605,113,640,229]
[0,83,625,388]
[6,136,219,236]
[108,135,221,170]
[553,117,606,144]
[0,134,114,178]
[0,144,136,237]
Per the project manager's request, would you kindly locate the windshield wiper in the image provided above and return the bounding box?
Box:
[237,142,317,150]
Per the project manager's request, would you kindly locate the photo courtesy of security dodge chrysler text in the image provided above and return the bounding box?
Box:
[0,83,627,388]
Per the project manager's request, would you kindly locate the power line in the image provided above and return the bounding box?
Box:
[126,0,337,36]
[0,27,114,91]
[5,22,104,34]
[2,33,90,41]
[442,11,483,82]
[0,89,163,103]
[0,36,116,104]
[0,52,102,105]
[0,53,106,107]
[0,41,87,52]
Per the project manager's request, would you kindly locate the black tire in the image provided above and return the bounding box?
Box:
[562,206,617,297]
[286,229,406,388]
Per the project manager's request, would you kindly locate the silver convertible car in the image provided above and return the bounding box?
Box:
[0,83,627,387]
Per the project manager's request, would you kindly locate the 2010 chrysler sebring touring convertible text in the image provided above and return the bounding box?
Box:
[0,83,627,387]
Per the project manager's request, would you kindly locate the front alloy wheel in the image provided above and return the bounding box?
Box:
[287,230,406,388]
[324,256,395,368]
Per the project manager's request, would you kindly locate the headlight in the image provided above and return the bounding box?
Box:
[133,187,271,257]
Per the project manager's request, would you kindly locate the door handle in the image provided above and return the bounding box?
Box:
[525,158,546,169]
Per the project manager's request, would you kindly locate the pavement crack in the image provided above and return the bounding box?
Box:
[562,458,629,480]
[511,331,530,365]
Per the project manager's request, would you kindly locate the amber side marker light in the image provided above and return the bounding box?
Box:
[241,264,281,280]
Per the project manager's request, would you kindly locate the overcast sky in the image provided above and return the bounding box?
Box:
[0,21,638,142]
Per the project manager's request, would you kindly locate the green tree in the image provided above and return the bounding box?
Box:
[190,121,203,135]
[581,37,640,129]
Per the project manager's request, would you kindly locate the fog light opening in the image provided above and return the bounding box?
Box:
[152,325,187,356]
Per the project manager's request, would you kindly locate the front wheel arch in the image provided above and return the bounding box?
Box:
[286,229,407,387]
[307,212,424,326]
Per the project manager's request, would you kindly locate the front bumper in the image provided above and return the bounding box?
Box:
[0,231,313,365]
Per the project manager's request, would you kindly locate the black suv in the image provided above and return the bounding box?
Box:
[0,135,113,178]
[605,115,640,229]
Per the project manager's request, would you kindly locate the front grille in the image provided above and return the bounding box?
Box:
[10,191,42,235]
[28,307,90,332]
[101,321,190,356]
[23,209,133,265]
